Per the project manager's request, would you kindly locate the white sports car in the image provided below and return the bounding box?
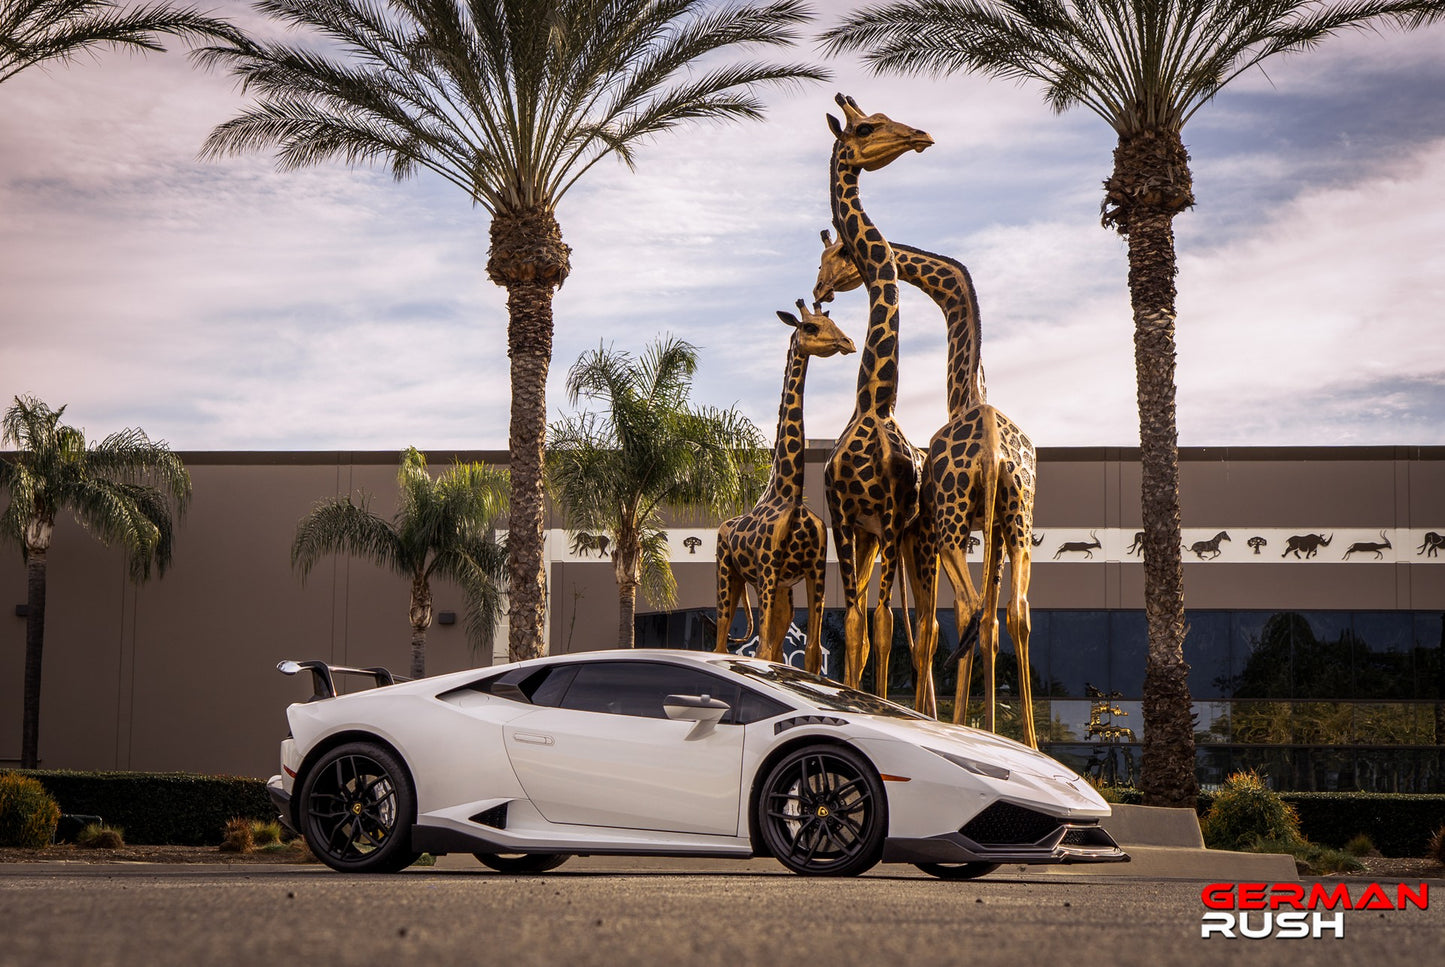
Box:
[267,650,1127,877]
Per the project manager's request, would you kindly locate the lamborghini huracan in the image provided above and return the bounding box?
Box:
[267,650,1126,877]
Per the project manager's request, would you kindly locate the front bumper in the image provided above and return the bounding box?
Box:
[883,821,1130,865]
[266,775,296,833]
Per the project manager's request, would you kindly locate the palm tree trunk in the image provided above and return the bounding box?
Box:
[21,549,47,769]
[1107,129,1198,809]
[1121,205,1197,810]
[489,206,571,664]
[408,575,432,679]
[618,580,638,648]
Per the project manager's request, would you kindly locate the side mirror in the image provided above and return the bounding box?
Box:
[664,694,730,740]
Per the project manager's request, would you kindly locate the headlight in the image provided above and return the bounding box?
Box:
[925,747,1010,781]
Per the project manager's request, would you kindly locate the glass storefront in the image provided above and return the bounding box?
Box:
[637,608,1445,792]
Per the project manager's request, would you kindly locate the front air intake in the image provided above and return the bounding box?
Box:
[960,802,1064,846]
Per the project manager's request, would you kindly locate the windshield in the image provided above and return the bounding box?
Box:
[721,660,927,719]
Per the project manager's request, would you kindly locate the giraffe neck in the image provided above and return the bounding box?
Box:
[892,244,985,416]
[765,335,809,504]
[830,142,899,417]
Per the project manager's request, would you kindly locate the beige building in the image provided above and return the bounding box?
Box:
[3,445,1442,788]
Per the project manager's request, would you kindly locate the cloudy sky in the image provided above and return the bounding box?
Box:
[2,1,1444,453]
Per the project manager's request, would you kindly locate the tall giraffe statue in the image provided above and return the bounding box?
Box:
[715,300,855,671]
[824,92,934,694]
[814,232,1040,744]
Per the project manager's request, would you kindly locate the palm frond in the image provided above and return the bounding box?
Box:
[290,494,404,579]
[0,0,241,85]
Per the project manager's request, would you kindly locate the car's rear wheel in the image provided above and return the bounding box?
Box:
[757,744,886,877]
[915,862,1000,880]
[299,741,419,874]
[473,852,571,874]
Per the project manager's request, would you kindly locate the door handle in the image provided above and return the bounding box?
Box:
[512,731,554,746]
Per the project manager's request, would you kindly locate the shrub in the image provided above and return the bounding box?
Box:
[77,823,125,849]
[1281,793,1445,857]
[219,817,255,853]
[0,773,61,848]
[19,771,274,845]
[1428,826,1445,866]
[1343,833,1376,857]
[1200,771,1303,852]
[250,820,283,847]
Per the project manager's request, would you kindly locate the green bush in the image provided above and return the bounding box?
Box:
[0,773,62,848]
[77,823,125,850]
[1280,793,1445,858]
[219,816,254,853]
[250,819,284,846]
[18,771,274,846]
[1343,833,1376,857]
[1200,771,1303,851]
[1248,834,1363,875]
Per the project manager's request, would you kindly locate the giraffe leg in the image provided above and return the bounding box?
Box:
[714,551,745,654]
[804,556,825,676]
[1007,533,1036,748]
[975,457,1005,735]
[873,530,902,702]
[842,531,879,690]
[761,582,794,664]
[941,547,977,726]
[904,530,940,718]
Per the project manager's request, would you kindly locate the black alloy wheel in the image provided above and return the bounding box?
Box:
[915,861,1001,880]
[300,741,419,873]
[757,744,887,877]
[474,852,571,874]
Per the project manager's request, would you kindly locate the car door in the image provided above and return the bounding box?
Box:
[503,661,746,836]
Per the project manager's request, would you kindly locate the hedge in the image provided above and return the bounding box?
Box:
[18,771,276,846]
[1280,793,1445,858]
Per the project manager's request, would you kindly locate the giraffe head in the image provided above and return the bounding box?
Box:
[778,299,855,358]
[827,93,933,171]
[812,229,861,303]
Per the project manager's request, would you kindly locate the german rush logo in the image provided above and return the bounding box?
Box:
[1201,882,1430,939]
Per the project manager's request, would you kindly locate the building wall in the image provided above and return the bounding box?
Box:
[2,446,1441,779]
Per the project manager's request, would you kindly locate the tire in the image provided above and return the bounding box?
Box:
[473,852,571,874]
[298,741,420,874]
[757,744,887,877]
[915,862,1000,880]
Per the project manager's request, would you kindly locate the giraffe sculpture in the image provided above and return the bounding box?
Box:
[824,93,935,695]
[815,231,1040,745]
[715,300,855,670]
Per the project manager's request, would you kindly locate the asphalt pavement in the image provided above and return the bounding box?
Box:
[2,857,1441,967]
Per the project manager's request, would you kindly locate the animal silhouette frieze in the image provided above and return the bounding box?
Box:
[683,536,702,555]
[1419,532,1445,557]
[1282,533,1331,559]
[1187,531,1230,560]
[1054,531,1101,559]
[1126,531,1144,556]
[1247,536,1267,555]
[570,532,611,558]
[1343,531,1392,560]
[1031,532,1044,547]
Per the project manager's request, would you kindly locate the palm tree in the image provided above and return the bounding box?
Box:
[0,0,239,85]
[291,446,509,678]
[198,0,827,664]
[0,396,191,769]
[549,337,766,648]
[821,0,1445,807]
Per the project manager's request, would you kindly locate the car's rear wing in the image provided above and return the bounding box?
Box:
[277,660,411,701]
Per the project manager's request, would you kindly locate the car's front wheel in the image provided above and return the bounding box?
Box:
[473,852,571,874]
[915,862,1000,880]
[299,741,419,874]
[757,744,886,877]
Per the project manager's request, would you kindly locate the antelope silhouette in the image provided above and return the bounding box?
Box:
[1187,531,1230,560]
[1282,533,1331,559]
[1054,531,1102,560]
[1343,531,1392,560]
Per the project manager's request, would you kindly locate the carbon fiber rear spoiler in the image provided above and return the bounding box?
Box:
[277,660,411,701]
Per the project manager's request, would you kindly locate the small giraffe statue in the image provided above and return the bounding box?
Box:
[715,300,855,670]
[824,93,934,694]
[816,232,1040,745]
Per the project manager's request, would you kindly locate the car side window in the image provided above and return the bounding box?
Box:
[558,662,741,721]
